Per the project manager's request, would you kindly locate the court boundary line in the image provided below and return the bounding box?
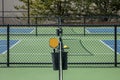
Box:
[30,28,35,33]
[0,40,21,54]
[85,29,91,33]
[100,40,119,54]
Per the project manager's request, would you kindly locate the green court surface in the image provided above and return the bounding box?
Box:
[36,27,84,35]
[0,68,120,80]
[0,35,117,63]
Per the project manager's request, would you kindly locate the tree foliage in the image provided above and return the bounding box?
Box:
[85,0,120,15]
[15,0,120,17]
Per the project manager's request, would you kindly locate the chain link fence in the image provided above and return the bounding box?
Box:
[0,0,120,67]
[0,16,120,68]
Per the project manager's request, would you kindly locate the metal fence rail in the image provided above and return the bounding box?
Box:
[0,24,120,68]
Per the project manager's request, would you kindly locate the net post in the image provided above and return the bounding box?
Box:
[114,25,117,67]
[59,39,63,80]
[7,24,10,67]
[58,16,63,80]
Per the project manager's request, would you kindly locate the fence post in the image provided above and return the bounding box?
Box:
[114,25,117,67]
[7,24,10,67]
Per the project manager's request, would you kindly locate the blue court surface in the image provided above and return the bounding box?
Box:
[0,28,34,34]
[0,40,19,54]
[101,40,120,54]
[86,28,120,33]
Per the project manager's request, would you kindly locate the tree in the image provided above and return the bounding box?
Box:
[15,0,120,16]
[15,0,79,17]
[14,0,120,23]
[85,0,120,15]
[14,0,50,16]
[111,0,120,15]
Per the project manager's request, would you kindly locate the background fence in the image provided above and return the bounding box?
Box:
[0,0,120,68]
[0,21,120,68]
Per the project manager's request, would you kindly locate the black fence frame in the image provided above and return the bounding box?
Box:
[0,0,120,68]
[0,24,120,68]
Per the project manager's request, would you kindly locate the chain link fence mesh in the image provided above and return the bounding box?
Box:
[0,0,120,67]
[117,27,120,67]
[0,19,120,68]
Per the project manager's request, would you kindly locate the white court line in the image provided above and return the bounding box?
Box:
[100,40,119,54]
[1,40,21,54]
[85,29,91,33]
[30,28,35,33]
